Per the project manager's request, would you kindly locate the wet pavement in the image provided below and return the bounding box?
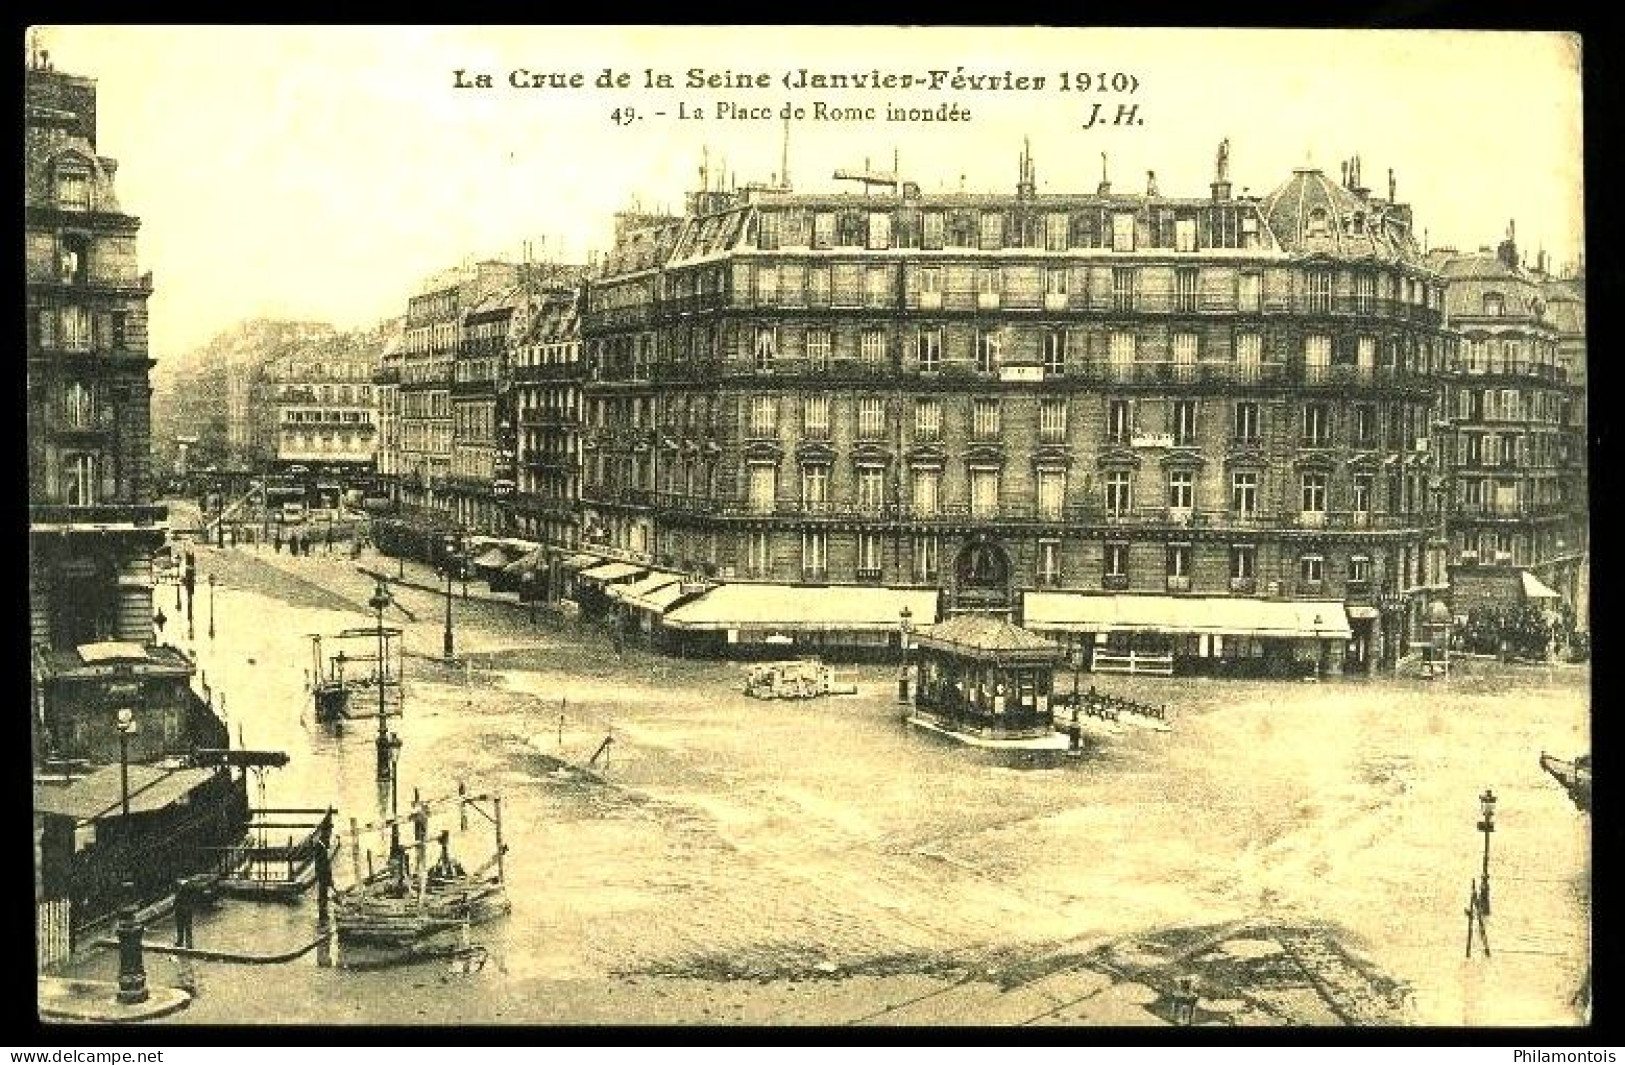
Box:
[53,532,1590,1025]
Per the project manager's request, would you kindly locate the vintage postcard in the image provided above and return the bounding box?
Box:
[27,25,1588,1029]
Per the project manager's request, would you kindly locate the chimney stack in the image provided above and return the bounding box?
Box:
[1497,219,1519,270]
[1097,152,1111,195]
[1146,170,1158,197]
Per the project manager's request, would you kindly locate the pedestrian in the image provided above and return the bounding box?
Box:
[173,876,196,948]
[273,527,282,554]
[410,798,430,847]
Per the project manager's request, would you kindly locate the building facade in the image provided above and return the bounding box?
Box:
[266,328,384,482]
[447,285,519,534]
[580,149,1453,670]
[511,283,585,553]
[26,55,166,655]
[373,321,404,501]
[398,261,518,519]
[1432,232,1585,614]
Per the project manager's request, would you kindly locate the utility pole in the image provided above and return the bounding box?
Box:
[1477,788,1497,916]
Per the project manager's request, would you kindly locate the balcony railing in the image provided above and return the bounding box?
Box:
[31,503,167,527]
[1165,575,1193,593]
[1229,576,1257,594]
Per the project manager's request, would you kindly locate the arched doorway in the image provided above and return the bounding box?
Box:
[951,536,1013,614]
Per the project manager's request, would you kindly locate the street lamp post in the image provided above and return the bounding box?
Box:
[207,573,216,640]
[1477,788,1497,916]
[116,708,137,821]
[370,581,397,785]
[113,709,148,1004]
[897,606,913,704]
[442,546,456,662]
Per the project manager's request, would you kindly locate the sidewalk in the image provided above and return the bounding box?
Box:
[38,977,191,1023]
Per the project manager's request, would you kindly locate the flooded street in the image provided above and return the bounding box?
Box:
[69,542,1589,1026]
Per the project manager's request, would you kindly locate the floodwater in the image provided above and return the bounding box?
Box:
[61,541,1590,1025]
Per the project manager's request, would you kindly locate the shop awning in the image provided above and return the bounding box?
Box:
[607,571,681,606]
[1346,605,1381,621]
[33,764,222,822]
[662,584,939,632]
[631,581,696,615]
[1023,593,1352,640]
[471,547,515,570]
[560,554,601,573]
[1521,571,1563,600]
[502,547,549,576]
[579,561,645,584]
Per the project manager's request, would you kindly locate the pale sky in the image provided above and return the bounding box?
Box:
[35,26,1584,362]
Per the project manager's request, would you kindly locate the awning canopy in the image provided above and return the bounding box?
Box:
[1024,593,1353,640]
[630,580,696,615]
[33,764,222,822]
[560,553,601,573]
[1521,571,1563,600]
[915,613,1064,663]
[502,547,549,576]
[607,571,681,605]
[579,561,645,584]
[1346,605,1381,621]
[662,584,939,633]
[471,547,514,570]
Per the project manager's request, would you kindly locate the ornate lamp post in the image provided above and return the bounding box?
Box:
[442,538,457,662]
[1477,788,1497,916]
[207,573,216,640]
[153,605,167,644]
[113,708,148,1004]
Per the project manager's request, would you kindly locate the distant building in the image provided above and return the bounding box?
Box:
[373,324,404,503]
[398,261,519,520]
[579,148,1454,671]
[448,285,520,534]
[1432,229,1586,615]
[265,327,388,488]
[511,282,584,559]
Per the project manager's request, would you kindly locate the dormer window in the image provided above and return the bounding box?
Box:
[1306,208,1330,238]
[1349,211,1365,234]
[1483,292,1505,317]
[55,167,90,211]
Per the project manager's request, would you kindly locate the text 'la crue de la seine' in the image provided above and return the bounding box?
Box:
[451,66,1145,128]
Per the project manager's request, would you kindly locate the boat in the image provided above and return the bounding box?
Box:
[332,791,510,952]
[1540,752,1591,813]
[307,627,403,724]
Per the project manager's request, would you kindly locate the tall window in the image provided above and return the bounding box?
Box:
[1166,544,1191,579]
[916,327,942,372]
[1111,211,1136,252]
[748,462,779,513]
[913,534,940,583]
[63,381,95,428]
[1045,267,1069,303]
[1104,541,1128,578]
[1300,554,1325,585]
[1354,273,1376,313]
[60,306,91,351]
[1348,555,1370,584]
[754,327,777,372]
[867,212,892,250]
[865,266,889,308]
[911,467,941,515]
[1043,331,1067,375]
[802,531,827,577]
[972,399,1001,440]
[1306,270,1332,313]
[1235,332,1262,375]
[747,531,771,576]
[1234,401,1260,444]
[1237,273,1262,313]
[1353,404,1375,447]
[743,397,775,439]
[1108,399,1134,444]
[919,266,943,308]
[801,465,828,507]
[1301,403,1332,447]
[1112,267,1137,311]
[858,532,884,578]
[1352,473,1373,514]
[977,266,1002,301]
[979,211,1003,249]
[1167,470,1194,512]
[1174,268,1199,312]
[1300,472,1328,515]
[914,397,941,440]
[1230,544,1256,580]
[757,265,779,306]
[1172,332,1199,370]
[922,212,946,250]
[1037,469,1066,520]
[857,396,886,439]
[1232,471,1258,516]
[62,453,97,505]
[56,168,90,211]
[857,466,886,509]
[1304,334,1332,371]
[860,328,887,369]
[1105,470,1132,515]
[1483,292,1505,317]
[1037,540,1061,586]
[1172,399,1198,445]
[1175,218,1198,254]
[1045,213,1069,251]
[1039,398,1067,443]
[803,394,830,438]
[970,467,1000,518]
[808,265,831,305]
